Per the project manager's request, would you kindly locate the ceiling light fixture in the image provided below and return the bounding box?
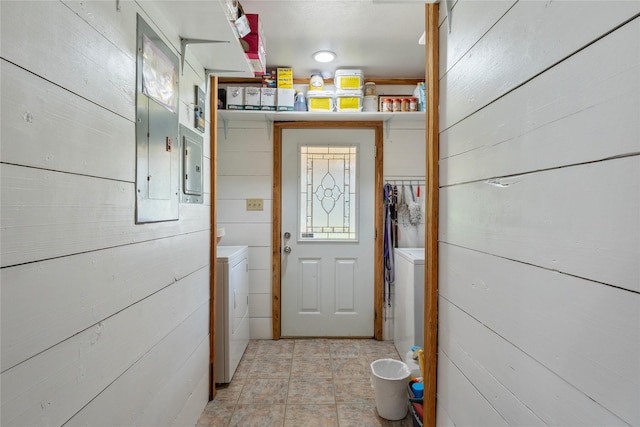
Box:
[313,51,336,63]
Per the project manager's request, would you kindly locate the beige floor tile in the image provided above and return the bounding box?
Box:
[248,356,292,378]
[331,357,369,378]
[291,356,333,378]
[287,377,335,404]
[214,378,245,403]
[293,339,332,358]
[256,339,295,357]
[364,341,403,362]
[228,404,286,427]
[195,401,236,427]
[243,340,260,361]
[201,339,412,426]
[232,357,253,380]
[329,340,363,358]
[284,404,339,427]
[238,378,289,404]
[334,377,376,404]
[337,403,413,427]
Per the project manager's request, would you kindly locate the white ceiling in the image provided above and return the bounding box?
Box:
[238,0,429,80]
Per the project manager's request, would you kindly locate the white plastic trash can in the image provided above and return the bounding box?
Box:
[370,358,411,420]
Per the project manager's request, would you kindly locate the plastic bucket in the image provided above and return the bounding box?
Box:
[370,358,411,420]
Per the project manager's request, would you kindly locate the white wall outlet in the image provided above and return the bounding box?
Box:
[246,198,264,211]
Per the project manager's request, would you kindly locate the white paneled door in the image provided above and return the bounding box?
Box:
[281,128,375,337]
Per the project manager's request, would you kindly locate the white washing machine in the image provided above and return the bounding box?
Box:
[393,247,425,359]
[215,245,249,383]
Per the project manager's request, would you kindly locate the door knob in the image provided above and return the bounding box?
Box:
[283,246,292,254]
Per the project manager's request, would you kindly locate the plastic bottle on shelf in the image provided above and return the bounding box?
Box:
[294,90,307,111]
[309,73,324,91]
[413,82,426,111]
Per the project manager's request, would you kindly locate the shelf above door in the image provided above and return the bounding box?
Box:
[152,0,254,78]
[217,110,426,139]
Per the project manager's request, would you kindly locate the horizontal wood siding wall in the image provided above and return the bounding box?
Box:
[217,121,274,339]
[437,1,640,426]
[1,1,211,425]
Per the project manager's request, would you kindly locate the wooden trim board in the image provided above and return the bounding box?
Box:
[425,3,440,427]
[219,77,424,86]
[209,75,218,400]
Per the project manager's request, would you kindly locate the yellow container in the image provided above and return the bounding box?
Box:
[277,67,293,89]
[334,69,363,90]
[335,91,363,112]
[307,90,335,112]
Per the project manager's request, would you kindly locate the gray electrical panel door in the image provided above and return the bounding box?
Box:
[135,15,180,223]
[181,124,204,204]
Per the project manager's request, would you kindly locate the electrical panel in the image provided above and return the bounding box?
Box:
[135,15,180,223]
[180,124,204,204]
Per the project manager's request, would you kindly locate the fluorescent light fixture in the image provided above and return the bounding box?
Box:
[313,51,336,63]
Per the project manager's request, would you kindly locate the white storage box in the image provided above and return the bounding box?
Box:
[277,88,295,111]
[307,90,335,112]
[260,87,277,110]
[244,87,261,110]
[334,69,363,90]
[226,86,244,110]
[336,90,363,112]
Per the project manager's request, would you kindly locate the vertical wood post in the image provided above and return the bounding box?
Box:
[272,124,282,340]
[424,3,440,426]
[209,75,219,400]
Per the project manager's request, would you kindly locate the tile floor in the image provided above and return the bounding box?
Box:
[196,339,415,427]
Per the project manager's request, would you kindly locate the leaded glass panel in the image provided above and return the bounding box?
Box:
[299,145,358,241]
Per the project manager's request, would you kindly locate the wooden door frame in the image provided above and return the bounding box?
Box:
[209,75,219,400]
[424,3,439,427]
[272,121,384,340]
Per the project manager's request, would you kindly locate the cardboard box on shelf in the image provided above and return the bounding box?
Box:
[260,88,277,110]
[244,87,261,110]
[262,69,277,88]
[277,67,293,89]
[226,87,244,110]
[242,33,264,56]
[277,88,294,111]
[241,14,266,76]
[245,14,263,41]
[246,51,266,76]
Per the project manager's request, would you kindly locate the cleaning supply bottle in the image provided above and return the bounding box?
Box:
[294,90,307,111]
[309,73,324,91]
[413,82,426,111]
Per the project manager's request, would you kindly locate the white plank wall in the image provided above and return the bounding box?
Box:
[63,304,210,426]
[440,0,640,130]
[216,112,425,339]
[1,60,134,181]
[1,230,210,371]
[440,17,640,185]
[437,2,640,426]
[1,0,212,425]
[439,244,638,425]
[217,120,275,339]
[440,157,639,292]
